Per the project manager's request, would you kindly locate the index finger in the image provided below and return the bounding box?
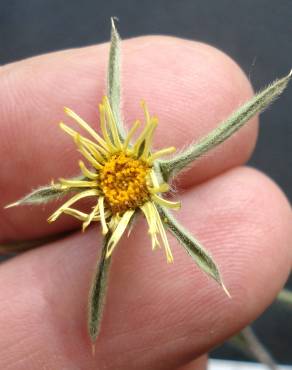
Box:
[1,36,257,241]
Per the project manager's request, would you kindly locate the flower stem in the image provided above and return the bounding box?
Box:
[88,233,112,348]
[230,327,278,370]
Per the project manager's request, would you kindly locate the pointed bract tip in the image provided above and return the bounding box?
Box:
[288,69,292,78]
[110,16,119,30]
[91,342,96,357]
[221,282,231,299]
[4,201,19,209]
[47,215,56,224]
[63,106,71,115]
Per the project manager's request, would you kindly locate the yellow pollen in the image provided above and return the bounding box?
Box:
[100,152,150,214]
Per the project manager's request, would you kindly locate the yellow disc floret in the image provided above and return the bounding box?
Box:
[100,152,151,214]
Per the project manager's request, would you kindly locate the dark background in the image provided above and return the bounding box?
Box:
[0,0,291,365]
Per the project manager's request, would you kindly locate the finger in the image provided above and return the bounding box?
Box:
[179,355,208,370]
[0,167,290,370]
[1,36,257,241]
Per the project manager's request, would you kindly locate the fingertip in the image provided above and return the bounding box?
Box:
[122,35,258,187]
[0,36,260,241]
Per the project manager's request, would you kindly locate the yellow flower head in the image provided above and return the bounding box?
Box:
[48,96,180,262]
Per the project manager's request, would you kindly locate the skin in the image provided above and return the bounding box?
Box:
[0,36,291,370]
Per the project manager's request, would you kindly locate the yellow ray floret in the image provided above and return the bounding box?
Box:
[48,97,180,263]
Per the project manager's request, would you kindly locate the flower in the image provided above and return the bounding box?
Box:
[48,96,179,262]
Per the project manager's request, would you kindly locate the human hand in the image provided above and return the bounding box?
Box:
[1,36,291,370]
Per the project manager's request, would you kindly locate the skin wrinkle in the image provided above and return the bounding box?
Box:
[0,315,54,369]
[4,347,44,370]
[96,325,205,370]
[5,249,85,370]
[0,238,81,369]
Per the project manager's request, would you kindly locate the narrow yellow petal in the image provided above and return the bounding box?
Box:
[122,120,141,150]
[48,206,110,223]
[140,202,160,250]
[60,122,87,141]
[78,148,103,170]
[150,170,160,188]
[147,202,161,250]
[152,204,174,263]
[152,194,181,210]
[82,141,106,164]
[140,118,158,159]
[148,147,176,162]
[98,196,109,235]
[59,178,97,189]
[152,233,160,250]
[74,132,106,163]
[133,100,158,158]
[47,189,99,223]
[102,97,122,149]
[64,107,109,150]
[79,160,98,180]
[60,122,108,160]
[63,208,89,221]
[105,210,135,258]
[75,134,103,169]
[148,183,170,194]
[99,103,116,151]
[82,203,100,232]
[140,202,157,234]
[108,215,120,231]
[141,100,151,125]
[133,119,158,156]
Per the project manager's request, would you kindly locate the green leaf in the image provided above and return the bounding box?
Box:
[88,233,112,349]
[5,175,86,208]
[5,185,65,208]
[158,205,230,296]
[107,17,126,140]
[159,70,292,182]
